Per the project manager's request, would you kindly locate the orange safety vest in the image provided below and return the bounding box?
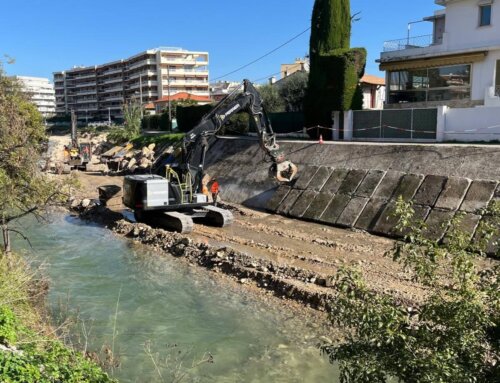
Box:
[211,181,219,194]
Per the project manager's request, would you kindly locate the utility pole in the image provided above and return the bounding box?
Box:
[139,73,144,118]
[167,64,172,130]
[108,107,111,125]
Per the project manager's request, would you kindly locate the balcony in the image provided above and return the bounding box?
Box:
[127,59,156,71]
[74,90,97,96]
[128,71,156,80]
[100,85,123,93]
[74,81,97,88]
[76,98,98,104]
[70,73,96,80]
[128,81,158,90]
[101,95,124,102]
[383,34,434,52]
[99,67,123,76]
[100,77,123,85]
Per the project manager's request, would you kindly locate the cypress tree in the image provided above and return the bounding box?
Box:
[304,0,366,138]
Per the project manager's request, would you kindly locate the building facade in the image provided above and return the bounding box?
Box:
[54,47,209,121]
[15,76,56,117]
[360,75,386,110]
[379,0,500,109]
[281,57,310,78]
[209,81,241,102]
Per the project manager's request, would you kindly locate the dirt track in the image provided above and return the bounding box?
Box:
[69,170,436,307]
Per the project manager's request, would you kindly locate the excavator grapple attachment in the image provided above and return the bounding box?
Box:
[274,161,298,183]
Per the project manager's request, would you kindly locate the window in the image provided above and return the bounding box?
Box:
[388,64,471,104]
[479,5,492,26]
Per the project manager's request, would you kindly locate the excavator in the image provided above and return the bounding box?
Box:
[122,79,298,233]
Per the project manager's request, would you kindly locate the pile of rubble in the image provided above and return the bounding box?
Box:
[100,143,174,173]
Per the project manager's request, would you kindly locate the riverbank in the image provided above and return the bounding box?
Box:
[70,171,424,309]
[0,251,115,382]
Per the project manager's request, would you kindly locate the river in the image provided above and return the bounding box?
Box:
[13,213,337,382]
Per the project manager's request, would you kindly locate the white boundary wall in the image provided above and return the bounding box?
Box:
[443,106,500,142]
[342,106,500,143]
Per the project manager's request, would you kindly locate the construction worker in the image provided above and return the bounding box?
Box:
[210,178,220,206]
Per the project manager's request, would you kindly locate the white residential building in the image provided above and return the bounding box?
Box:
[209,81,241,101]
[54,47,209,121]
[15,76,56,117]
[379,0,500,109]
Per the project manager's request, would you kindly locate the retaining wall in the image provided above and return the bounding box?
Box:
[204,138,500,252]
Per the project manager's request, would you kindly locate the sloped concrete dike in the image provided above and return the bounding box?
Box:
[204,138,500,252]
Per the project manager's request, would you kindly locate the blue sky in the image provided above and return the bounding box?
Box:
[1,0,442,83]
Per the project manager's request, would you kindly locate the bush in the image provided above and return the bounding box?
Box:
[321,198,500,383]
[0,254,115,383]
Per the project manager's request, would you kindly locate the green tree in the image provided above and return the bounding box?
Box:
[169,98,198,120]
[304,0,366,137]
[0,64,66,254]
[259,84,285,113]
[322,198,500,382]
[277,71,308,112]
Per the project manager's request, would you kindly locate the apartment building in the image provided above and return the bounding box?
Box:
[54,47,209,121]
[379,0,500,108]
[15,76,56,117]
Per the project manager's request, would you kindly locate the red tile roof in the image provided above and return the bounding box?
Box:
[360,74,385,86]
[144,103,155,109]
[153,92,212,103]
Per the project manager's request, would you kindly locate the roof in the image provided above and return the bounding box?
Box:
[144,103,155,109]
[360,74,385,86]
[153,92,212,103]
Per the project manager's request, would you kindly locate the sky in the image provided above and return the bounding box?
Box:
[1,0,443,84]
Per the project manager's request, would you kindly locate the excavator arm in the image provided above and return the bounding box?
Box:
[181,79,298,193]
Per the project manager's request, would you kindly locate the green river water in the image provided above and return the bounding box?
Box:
[14,214,338,382]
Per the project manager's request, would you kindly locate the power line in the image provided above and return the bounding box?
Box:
[211,27,311,82]
[251,71,282,84]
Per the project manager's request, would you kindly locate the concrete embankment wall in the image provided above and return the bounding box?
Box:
[205,138,500,251]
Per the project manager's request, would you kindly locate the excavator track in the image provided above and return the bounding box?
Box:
[134,210,194,234]
[202,205,234,227]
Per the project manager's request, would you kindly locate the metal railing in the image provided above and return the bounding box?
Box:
[383,34,434,52]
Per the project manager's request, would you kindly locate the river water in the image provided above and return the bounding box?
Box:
[14,214,337,382]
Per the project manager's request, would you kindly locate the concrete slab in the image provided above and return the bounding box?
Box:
[338,169,368,195]
[354,198,387,231]
[459,180,498,213]
[321,168,350,193]
[293,165,319,190]
[393,205,431,237]
[265,185,291,212]
[372,171,405,201]
[393,173,425,201]
[289,190,319,218]
[423,209,455,242]
[444,213,481,243]
[302,192,335,221]
[435,177,471,211]
[413,175,447,206]
[276,189,303,216]
[319,194,351,224]
[337,197,370,228]
[373,202,430,236]
[307,166,334,191]
[355,170,386,198]
[473,215,500,256]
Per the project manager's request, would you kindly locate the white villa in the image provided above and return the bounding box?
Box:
[379,0,500,109]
